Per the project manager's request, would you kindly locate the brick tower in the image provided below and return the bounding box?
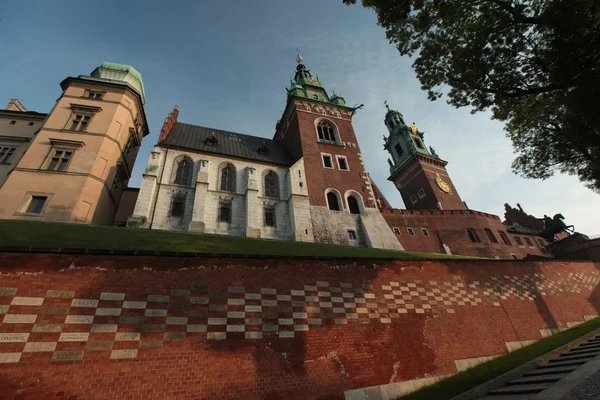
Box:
[383,104,465,210]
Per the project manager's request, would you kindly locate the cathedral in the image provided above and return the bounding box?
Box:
[0,57,554,259]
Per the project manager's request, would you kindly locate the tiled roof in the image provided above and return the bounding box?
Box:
[159,122,294,166]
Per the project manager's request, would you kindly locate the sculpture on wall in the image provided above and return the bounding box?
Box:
[538,213,575,242]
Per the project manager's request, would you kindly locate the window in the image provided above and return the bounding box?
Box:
[394,144,404,156]
[485,228,498,243]
[0,146,17,163]
[317,120,337,142]
[258,146,270,155]
[219,202,232,223]
[466,229,481,243]
[47,150,73,171]
[205,136,218,146]
[514,236,524,246]
[524,237,534,247]
[347,230,357,241]
[264,206,276,227]
[421,228,429,237]
[9,120,16,125]
[347,196,361,214]
[337,156,348,171]
[322,154,333,169]
[410,195,418,204]
[124,133,136,157]
[537,238,548,253]
[499,231,511,245]
[417,189,426,199]
[28,122,34,126]
[414,138,425,149]
[173,158,192,186]
[220,164,235,192]
[407,228,415,236]
[327,192,341,211]
[26,196,47,214]
[86,91,104,99]
[171,194,185,217]
[69,114,91,131]
[264,171,279,198]
[393,227,400,235]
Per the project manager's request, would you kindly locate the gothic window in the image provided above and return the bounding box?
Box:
[326,192,340,211]
[317,120,337,142]
[173,158,192,186]
[347,196,360,214]
[264,171,279,198]
[499,231,511,245]
[220,164,236,192]
[485,228,498,243]
[171,193,186,218]
[466,229,481,243]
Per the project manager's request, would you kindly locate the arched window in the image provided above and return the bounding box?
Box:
[347,196,361,214]
[327,192,340,211]
[173,158,192,186]
[317,120,337,142]
[220,164,235,192]
[264,171,279,198]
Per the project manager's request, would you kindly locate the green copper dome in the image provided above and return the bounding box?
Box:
[90,62,146,104]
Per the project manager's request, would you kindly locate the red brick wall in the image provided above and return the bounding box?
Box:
[382,209,549,259]
[1,253,599,400]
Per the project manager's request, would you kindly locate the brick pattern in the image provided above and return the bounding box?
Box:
[2,270,599,364]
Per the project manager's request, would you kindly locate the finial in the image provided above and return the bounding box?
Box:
[296,48,303,65]
[174,105,178,110]
[384,100,390,111]
[316,73,320,81]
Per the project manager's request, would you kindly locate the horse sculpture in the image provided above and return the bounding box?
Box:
[538,213,575,242]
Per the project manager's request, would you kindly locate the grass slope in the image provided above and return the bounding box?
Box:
[0,220,463,259]
[400,317,600,399]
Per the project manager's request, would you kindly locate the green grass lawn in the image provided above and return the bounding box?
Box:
[400,317,600,400]
[0,220,465,259]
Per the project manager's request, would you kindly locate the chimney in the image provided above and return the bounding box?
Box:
[6,99,27,112]
[158,105,179,142]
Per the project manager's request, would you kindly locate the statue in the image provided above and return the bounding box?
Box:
[429,146,439,158]
[538,213,575,242]
[377,198,383,210]
[296,49,303,64]
[410,122,418,135]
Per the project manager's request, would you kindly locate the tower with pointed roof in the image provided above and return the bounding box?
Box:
[0,62,149,224]
[383,104,465,210]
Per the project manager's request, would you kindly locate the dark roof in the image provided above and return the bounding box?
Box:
[159,122,294,166]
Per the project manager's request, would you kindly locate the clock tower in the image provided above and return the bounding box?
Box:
[383,104,466,210]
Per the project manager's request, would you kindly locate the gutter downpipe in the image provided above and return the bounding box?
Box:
[149,145,169,229]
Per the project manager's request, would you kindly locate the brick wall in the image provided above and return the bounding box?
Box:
[1,252,599,400]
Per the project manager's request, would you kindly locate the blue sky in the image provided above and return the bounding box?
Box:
[1,0,599,234]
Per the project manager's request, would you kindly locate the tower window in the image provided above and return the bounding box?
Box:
[322,154,333,169]
[47,150,73,171]
[220,164,236,192]
[485,229,498,243]
[407,228,415,236]
[264,206,276,227]
[393,227,400,235]
[417,189,426,199]
[264,171,279,198]
[336,156,349,171]
[347,196,361,215]
[524,237,534,247]
[317,120,337,142]
[347,230,357,241]
[69,114,92,131]
[171,193,186,218]
[499,231,511,245]
[414,138,425,149]
[86,90,104,99]
[514,236,524,246]
[173,158,192,186]
[326,191,341,211]
[394,144,404,156]
[421,228,429,237]
[410,195,418,204]
[26,196,47,214]
[0,146,17,164]
[466,229,481,243]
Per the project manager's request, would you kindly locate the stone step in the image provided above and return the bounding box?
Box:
[488,383,550,395]
[479,395,536,400]
[523,366,578,376]
[577,341,600,349]
[550,353,598,363]
[538,359,591,368]
[565,347,600,356]
[508,374,566,385]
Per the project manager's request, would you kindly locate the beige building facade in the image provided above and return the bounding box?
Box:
[0,63,149,225]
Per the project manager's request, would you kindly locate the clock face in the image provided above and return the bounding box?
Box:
[435,174,451,193]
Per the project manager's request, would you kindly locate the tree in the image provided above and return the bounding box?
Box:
[344,0,600,191]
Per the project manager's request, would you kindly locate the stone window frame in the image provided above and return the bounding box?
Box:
[14,191,54,217]
[321,153,334,169]
[410,194,418,205]
[83,89,105,100]
[344,190,365,215]
[336,155,349,171]
[421,228,429,237]
[65,104,101,132]
[171,155,194,187]
[407,228,415,236]
[347,229,358,241]
[325,188,343,212]
[263,170,280,199]
[315,118,340,144]
[417,188,426,199]
[218,162,236,193]
[392,227,401,235]
[0,146,18,164]
[42,139,85,173]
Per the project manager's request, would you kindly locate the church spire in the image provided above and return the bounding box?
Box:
[287,51,345,106]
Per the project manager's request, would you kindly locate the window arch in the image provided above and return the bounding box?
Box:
[347,196,360,214]
[345,191,365,215]
[172,157,193,186]
[325,189,343,211]
[220,163,236,192]
[316,119,337,142]
[264,170,279,198]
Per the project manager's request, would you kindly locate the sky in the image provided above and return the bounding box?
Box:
[1,1,599,235]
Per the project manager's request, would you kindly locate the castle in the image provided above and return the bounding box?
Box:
[0,58,554,259]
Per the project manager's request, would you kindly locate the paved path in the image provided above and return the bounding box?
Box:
[558,369,600,400]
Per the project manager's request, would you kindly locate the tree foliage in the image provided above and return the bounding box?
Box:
[344,0,600,191]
